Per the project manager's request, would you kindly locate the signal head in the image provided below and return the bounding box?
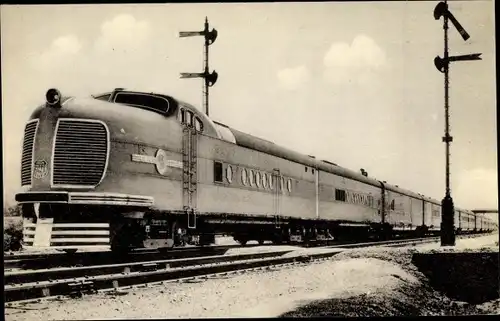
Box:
[206,28,218,45]
[434,56,447,73]
[434,2,448,20]
[206,70,218,87]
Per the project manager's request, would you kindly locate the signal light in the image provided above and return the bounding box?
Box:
[206,29,218,45]
[46,88,62,107]
[434,1,470,41]
[205,70,218,87]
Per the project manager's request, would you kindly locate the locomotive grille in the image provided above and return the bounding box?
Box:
[52,119,109,187]
[21,120,39,186]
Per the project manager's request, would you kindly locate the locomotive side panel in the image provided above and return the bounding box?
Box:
[318,171,381,224]
[93,141,184,211]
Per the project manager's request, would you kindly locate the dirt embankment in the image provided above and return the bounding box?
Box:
[281,235,500,317]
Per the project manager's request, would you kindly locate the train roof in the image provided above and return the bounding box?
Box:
[224,126,385,189]
[38,88,474,208]
[87,89,461,202]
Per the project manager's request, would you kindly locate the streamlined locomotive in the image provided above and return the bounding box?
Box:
[16,88,496,252]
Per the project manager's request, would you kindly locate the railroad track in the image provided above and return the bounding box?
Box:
[3,244,260,271]
[4,234,462,304]
[4,233,481,272]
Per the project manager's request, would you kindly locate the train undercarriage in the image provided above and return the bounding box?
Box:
[20,202,487,253]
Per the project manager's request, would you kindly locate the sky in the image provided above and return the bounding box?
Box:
[1,2,497,220]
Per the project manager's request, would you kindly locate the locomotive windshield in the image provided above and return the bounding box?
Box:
[93,90,178,116]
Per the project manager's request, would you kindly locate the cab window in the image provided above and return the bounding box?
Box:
[179,109,185,123]
[185,111,193,126]
[194,117,203,132]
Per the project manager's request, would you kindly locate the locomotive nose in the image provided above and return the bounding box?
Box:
[46,88,62,108]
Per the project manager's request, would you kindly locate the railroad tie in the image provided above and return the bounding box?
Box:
[67,280,95,298]
[140,263,159,272]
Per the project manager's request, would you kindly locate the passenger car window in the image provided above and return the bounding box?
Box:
[249,170,255,187]
[226,165,233,183]
[255,172,261,188]
[214,161,223,183]
[241,168,248,186]
[335,189,346,202]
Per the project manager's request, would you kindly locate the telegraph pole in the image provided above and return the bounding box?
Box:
[433,1,482,246]
[179,17,219,116]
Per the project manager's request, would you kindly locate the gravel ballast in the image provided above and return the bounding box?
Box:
[5,234,499,320]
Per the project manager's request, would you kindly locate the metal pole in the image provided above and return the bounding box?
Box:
[204,17,210,116]
[441,0,455,246]
[444,4,450,198]
[179,17,218,117]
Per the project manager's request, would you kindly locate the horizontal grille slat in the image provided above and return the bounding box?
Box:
[53,120,108,186]
[52,162,105,167]
[54,155,107,160]
[21,120,38,186]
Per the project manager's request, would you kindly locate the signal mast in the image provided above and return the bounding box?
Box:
[433,0,481,246]
[179,17,218,116]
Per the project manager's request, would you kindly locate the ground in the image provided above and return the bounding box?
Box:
[4,233,499,320]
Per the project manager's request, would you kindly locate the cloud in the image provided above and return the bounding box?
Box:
[95,14,151,53]
[26,13,160,97]
[36,35,82,68]
[276,65,310,90]
[323,34,386,86]
[454,168,498,211]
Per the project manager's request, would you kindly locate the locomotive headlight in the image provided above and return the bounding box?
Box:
[46,88,62,108]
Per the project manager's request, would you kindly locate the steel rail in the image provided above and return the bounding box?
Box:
[4,250,293,285]
[4,232,481,271]
[3,244,259,270]
[3,236,453,303]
